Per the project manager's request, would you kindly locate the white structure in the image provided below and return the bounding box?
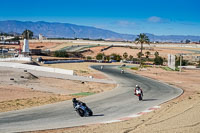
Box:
[168,54,176,70]
[0,56,32,62]
[0,36,15,41]
[39,34,46,40]
[23,39,30,53]
[0,62,74,75]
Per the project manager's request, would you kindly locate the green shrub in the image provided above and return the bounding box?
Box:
[131,67,139,70]
[143,65,152,68]
[96,53,105,60]
[154,56,164,65]
[54,50,68,57]
[87,56,92,60]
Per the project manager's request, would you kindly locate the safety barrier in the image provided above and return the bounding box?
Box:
[0,62,74,75]
[43,60,85,64]
[0,57,32,62]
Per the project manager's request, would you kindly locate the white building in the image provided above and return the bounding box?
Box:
[39,34,46,40]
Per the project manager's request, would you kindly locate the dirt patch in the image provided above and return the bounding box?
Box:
[0,66,116,113]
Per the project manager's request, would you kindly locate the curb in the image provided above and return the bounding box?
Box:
[101,105,161,124]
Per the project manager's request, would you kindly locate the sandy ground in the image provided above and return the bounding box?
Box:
[41,62,118,78]
[0,67,116,113]
[27,67,200,133]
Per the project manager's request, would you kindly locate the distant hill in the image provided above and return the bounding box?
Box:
[0,20,200,42]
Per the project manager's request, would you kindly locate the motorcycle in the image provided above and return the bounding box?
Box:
[74,103,93,117]
[121,69,124,74]
[100,65,104,70]
[135,89,143,101]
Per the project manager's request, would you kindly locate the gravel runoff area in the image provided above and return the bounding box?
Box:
[26,66,200,133]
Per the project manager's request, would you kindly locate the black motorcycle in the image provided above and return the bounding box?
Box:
[74,103,93,117]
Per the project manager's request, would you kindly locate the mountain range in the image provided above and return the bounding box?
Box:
[0,20,200,42]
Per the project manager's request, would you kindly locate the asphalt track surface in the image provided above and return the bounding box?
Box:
[0,65,183,133]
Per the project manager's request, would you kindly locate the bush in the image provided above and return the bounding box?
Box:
[96,53,105,60]
[175,56,188,66]
[131,67,139,70]
[86,56,92,60]
[143,65,153,68]
[54,51,68,57]
[110,53,122,62]
[154,56,164,65]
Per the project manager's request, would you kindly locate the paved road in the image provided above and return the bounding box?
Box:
[0,65,182,133]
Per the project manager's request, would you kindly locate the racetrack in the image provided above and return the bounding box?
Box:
[0,65,183,133]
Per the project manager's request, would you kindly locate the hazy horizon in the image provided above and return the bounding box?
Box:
[0,0,200,36]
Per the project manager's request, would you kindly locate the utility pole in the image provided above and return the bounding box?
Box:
[179,43,182,72]
[180,54,182,72]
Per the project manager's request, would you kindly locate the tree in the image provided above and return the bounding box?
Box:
[135,33,150,67]
[175,55,188,66]
[22,29,33,39]
[123,52,128,60]
[110,53,122,62]
[185,39,191,44]
[105,55,110,61]
[86,56,92,60]
[154,56,164,65]
[116,54,122,61]
[96,53,105,60]
[137,52,143,58]
[145,51,151,59]
[153,51,163,65]
[154,51,159,57]
[129,55,133,61]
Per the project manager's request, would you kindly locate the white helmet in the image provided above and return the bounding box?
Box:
[136,85,139,87]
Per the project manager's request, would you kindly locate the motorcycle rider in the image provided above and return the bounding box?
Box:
[100,65,104,70]
[134,85,143,98]
[121,69,124,74]
[72,98,85,108]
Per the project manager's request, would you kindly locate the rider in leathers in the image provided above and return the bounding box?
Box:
[134,85,143,97]
[72,98,86,108]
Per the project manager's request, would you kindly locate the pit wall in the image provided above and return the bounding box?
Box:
[0,62,74,75]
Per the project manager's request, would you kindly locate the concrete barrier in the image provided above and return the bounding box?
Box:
[0,57,32,62]
[0,62,74,75]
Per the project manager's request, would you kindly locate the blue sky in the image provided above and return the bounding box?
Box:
[0,0,200,35]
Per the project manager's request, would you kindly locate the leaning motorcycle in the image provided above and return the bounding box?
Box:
[135,89,143,101]
[74,103,93,117]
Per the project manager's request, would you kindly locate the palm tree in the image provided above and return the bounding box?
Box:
[135,33,150,67]
[22,29,33,39]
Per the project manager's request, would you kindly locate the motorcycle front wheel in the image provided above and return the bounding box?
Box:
[77,108,85,117]
[139,95,143,101]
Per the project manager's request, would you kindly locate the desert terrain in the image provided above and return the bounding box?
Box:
[0,41,200,133]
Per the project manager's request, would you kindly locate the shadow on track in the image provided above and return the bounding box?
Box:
[142,99,157,101]
[92,114,104,117]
